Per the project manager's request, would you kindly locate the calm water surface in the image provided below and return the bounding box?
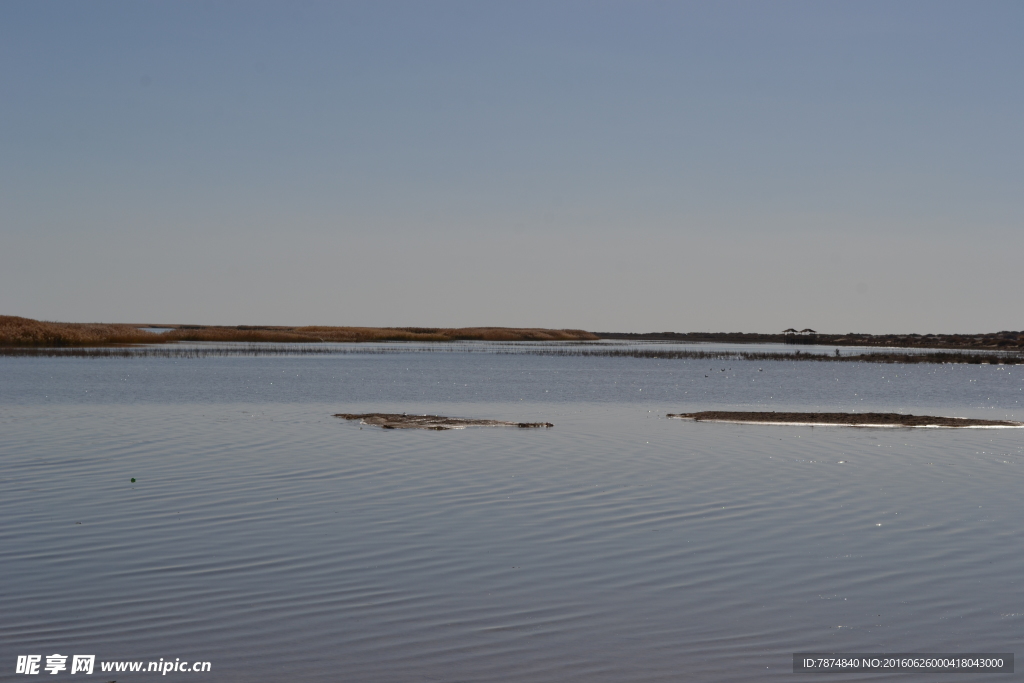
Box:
[2,346,1022,681]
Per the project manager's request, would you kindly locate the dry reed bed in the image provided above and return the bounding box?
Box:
[0,316,161,346]
[0,316,597,346]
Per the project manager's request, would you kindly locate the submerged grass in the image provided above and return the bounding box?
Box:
[0,344,397,358]
[2,343,1021,364]
[523,347,1024,364]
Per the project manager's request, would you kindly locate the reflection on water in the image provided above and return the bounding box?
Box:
[1,350,1022,681]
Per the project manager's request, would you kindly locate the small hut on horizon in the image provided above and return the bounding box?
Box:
[783,328,818,344]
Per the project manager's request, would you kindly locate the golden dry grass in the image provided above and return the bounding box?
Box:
[0,316,598,346]
[0,316,164,346]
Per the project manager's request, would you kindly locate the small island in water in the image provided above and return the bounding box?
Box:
[668,411,1023,428]
[335,413,554,430]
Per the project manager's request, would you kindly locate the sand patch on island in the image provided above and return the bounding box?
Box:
[667,411,1022,428]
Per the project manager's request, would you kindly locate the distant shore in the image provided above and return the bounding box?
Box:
[596,330,1024,351]
[1,316,1022,362]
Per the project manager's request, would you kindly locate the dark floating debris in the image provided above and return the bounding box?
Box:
[667,411,1023,428]
[335,413,554,430]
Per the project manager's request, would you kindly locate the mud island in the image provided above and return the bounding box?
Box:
[667,411,1023,428]
[335,413,554,430]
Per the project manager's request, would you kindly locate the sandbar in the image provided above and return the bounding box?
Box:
[667,411,1022,428]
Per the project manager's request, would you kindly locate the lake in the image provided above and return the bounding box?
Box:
[2,344,1022,681]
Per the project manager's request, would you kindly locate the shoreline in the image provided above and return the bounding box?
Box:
[597,330,1024,352]
[1,316,1021,362]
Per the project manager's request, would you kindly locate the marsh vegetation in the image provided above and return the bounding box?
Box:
[0,316,596,346]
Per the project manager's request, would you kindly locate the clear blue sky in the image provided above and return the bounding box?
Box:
[2,1,1021,333]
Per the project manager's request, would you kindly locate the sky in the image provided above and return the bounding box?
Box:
[1,1,1022,334]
